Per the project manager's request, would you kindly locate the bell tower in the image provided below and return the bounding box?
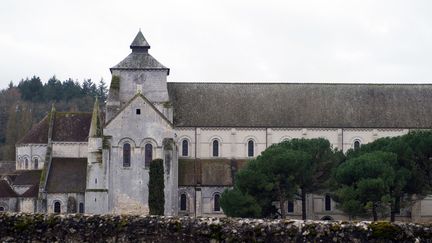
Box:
[106,30,171,121]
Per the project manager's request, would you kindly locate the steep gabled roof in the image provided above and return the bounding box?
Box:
[18,112,92,144]
[0,180,17,198]
[52,112,92,142]
[168,83,432,128]
[46,158,87,193]
[105,93,173,128]
[18,115,49,144]
[13,170,42,186]
[20,184,39,198]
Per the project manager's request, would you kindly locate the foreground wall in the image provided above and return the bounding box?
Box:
[1,213,432,242]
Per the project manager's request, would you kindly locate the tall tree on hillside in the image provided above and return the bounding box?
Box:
[97,78,108,105]
[3,102,33,160]
[44,76,63,101]
[62,78,83,101]
[18,76,43,102]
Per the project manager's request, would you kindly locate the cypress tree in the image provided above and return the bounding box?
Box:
[148,159,165,215]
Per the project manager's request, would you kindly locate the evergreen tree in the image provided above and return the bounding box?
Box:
[333,151,398,221]
[148,159,165,215]
[97,78,108,105]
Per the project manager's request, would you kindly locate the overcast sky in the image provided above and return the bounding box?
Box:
[1,0,432,89]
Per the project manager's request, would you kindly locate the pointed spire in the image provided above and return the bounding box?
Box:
[130,29,150,52]
[89,97,102,137]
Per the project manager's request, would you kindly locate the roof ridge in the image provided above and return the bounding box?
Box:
[167,82,432,85]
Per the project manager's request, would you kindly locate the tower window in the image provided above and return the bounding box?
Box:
[214,194,221,212]
[123,143,131,167]
[248,140,254,157]
[180,193,187,211]
[325,195,331,211]
[136,109,141,115]
[212,140,219,157]
[288,200,294,213]
[145,144,153,168]
[54,201,61,214]
[182,139,189,157]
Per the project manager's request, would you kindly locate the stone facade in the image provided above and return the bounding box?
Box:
[1,30,432,223]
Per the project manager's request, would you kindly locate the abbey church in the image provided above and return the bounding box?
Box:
[2,31,432,222]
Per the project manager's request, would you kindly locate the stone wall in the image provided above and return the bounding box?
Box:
[1,213,432,242]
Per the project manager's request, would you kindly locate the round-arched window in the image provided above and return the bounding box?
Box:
[123,143,131,167]
[54,201,61,214]
[180,193,187,211]
[212,140,219,157]
[214,194,221,212]
[182,139,189,157]
[353,140,361,150]
[247,140,254,157]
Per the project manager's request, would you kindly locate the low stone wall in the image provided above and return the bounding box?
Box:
[1,213,432,242]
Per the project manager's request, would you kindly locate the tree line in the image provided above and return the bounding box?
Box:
[0,76,108,161]
[220,131,432,222]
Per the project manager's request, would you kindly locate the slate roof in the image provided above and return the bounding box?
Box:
[18,116,49,144]
[52,113,92,142]
[13,170,42,186]
[46,158,87,193]
[111,31,169,72]
[18,112,92,144]
[178,159,248,186]
[111,52,169,72]
[21,184,39,198]
[168,83,432,128]
[130,30,150,49]
[0,180,17,198]
[0,161,16,174]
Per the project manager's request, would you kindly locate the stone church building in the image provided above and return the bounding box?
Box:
[2,31,432,222]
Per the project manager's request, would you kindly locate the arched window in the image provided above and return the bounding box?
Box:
[145,144,153,168]
[0,206,4,212]
[325,195,331,211]
[248,140,254,157]
[182,139,189,157]
[79,203,84,213]
[25,158,28,169]
[212,140,219,157]
[54,201,61,214]
[287,200,294,213]
[180,193,187,211]
[214,194,221,212]
[123,143,131,167]
[34,158,39,169]
[353,140,361,150]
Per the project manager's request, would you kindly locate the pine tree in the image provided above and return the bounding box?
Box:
[148,159,165,215]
